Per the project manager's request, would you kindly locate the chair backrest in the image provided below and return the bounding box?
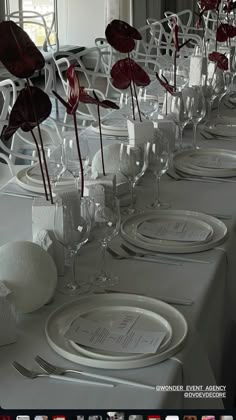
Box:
[164,9,193,30]
[6,10,59,58]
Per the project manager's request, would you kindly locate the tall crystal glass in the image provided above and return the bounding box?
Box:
[187,86,206,149]
[92,197,120,287]
[119,144,148,214]
[54,194,92,295]
[170,91,192,149]
[145,135,170,209]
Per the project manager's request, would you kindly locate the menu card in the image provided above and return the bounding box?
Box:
[187,155,236,169]
[138,220,212,242]
[65,314,166,354]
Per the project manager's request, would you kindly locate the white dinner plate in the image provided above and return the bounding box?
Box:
[15,167,74,194]
[25,165,74,186]
[69,304,173,361]
[174,148,236,177]
[136,214,214,245]
[204,120,236,138]
[45,293,188,369]
[121,210,227,254]
[90,119,128,137]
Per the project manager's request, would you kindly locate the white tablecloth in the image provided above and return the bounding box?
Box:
[0,127,236,409]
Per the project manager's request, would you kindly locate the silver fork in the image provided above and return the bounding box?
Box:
[34,355,156,390]
[121,244,211,264]
[107,246,182,266]
[12,361,114,387]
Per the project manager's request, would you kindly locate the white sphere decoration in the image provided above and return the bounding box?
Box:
[0,241,57,314]
[91,143,126,182]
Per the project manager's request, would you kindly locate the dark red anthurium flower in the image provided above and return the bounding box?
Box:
[1,86,52,141]
[156,73,175,94]
[217,23,236,42]
[66,64,80,114]
[199,0,221,11]
[208,51,228,71]
[223,0,236,12]
[111,58,150,89]
[93,91,119,109]
[105,19,142,53]
[0,21,45,78]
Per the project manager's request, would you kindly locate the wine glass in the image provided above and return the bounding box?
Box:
[145,135,170,209]
[119,143,148,214]
[137,88,159,120]
[119,92,135,119]
[54,193,92,295]
[170,91,192,149]
[186,86,206,149]
[58,137,90,191]
[218,71,233,116]
[92,197,120,287]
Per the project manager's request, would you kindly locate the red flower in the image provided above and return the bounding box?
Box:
[1,86,52,141]
[66,64,80,114]
[199,0,221,11]
[0,21,44,78]
[223,0,236,12]
[217,23,236,41]
[111,58,150,89]
[105,19,141,53]
[208,51,228,70]
[156,73,175,94]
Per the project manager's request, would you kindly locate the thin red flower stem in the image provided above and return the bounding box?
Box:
[97,104,106,176]
[129,76,135,120]
[26,79,53,204]
[215,9,219,51]
[28,126,49,201]
[35,120,54,204]
[174,49,177,91]
[73,113,84,197]
[127,53,142,122]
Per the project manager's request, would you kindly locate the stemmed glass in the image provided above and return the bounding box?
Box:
[119,92,134,119]
[92,197,120,287]
[218,71,232,116]
[54,193,92,295]
[187,86,206,149]
[145,135,170,209]
[170,91,192,149]
[119,144,148,214]
[137,88,159,120]
[57,137,90,191]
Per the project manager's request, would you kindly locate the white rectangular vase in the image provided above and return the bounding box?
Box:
[84,173,116,206]
[127,118,154,146]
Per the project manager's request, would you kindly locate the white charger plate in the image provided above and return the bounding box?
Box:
[25,165,74,186]
[121,210,227,254]
[135,214,214,246]
[45,293,188,369]
[15,167,75,194]
[174,149,236,177]
[69,304,172,361]
[90,119,128,137]
[204,121,236,138]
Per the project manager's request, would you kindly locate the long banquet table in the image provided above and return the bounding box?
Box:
[1,125,236,410]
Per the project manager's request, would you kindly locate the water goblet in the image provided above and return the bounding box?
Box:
[58,137,90,192]
[92,197,120,287]
[170,91,192,149]
[54,193,92,295]
[145,135,170,209]
[119,143,148,214]
[137,88,159,120]
[186,86,206,149]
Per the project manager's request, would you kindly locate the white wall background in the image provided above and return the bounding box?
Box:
[58,0,106,47]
